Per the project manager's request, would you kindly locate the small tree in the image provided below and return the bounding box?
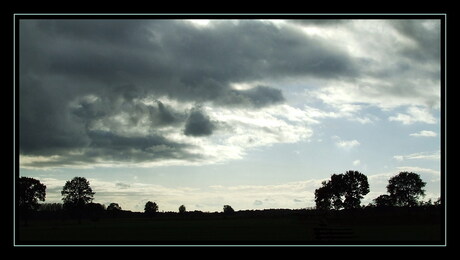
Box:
[107,203,122,217]
[373,194,394,207]
[387,172,426,207]
[107,202,122,211]
[144,201,158,217]
[223,205,235,214]
[179,204,186,214]
[18,177,46,225]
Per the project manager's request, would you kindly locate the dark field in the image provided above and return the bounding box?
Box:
[17,208,443,245]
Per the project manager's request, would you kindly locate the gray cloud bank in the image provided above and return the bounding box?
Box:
[19,18,440,168]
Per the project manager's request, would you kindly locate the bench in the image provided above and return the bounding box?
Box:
[314,226,355,241]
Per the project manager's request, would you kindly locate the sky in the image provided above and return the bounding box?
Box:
[18,17,442,213]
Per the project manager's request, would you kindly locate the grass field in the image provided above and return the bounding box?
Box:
[17,210,443,245]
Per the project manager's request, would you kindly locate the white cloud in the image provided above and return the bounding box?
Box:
[335,138,360,150]
[393,150,440,161]
[396,166,440,176]
[303,103,374,125]
[21,101,316,170]
[353,159,361,166]
[409,130,437,137]
[389,106,437,125]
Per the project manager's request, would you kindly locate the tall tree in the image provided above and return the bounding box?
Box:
[61,177,95,207]
[341,170,370,209]
[387,172,426,207]
[18,177,46,225]
[61,177,95,222]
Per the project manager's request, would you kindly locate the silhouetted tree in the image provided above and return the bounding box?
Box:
[107,203,122,217]
[314,181,333,210]
[314,170,369,210]
[341,170,370,209]
[373,194,394,207]
[61,177,95,223]
[107,202,122,211]
[144,201,158,217]
[18,177,46,225]
[179,204,186,214]
[223,205,235,214]
[387,172,426,207]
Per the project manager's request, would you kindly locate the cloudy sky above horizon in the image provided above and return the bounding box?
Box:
[19,18,442,212]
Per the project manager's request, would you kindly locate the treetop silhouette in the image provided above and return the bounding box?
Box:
[374,171,426,207]
[314,170,369,210]
[61,177,95,208]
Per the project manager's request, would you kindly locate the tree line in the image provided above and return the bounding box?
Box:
[18,170,439,224]
[314,170,435,210]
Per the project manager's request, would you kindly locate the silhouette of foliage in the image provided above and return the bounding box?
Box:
[386,172,426,207]
[61,177,95,207]
[223,205,235,214]
[107,202,122,211]
[61,177,95,222]
[19,177,46,211]
[144,201,158,217]
[314,181,333,210]
[373,194,394,207]
[107,203,122,217]
[179,205,186,214]
[341,170,370,209]
[19,177,46,225]
[314,170,369,210]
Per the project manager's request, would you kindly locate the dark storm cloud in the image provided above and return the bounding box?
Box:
[289,19,347,26]
[19,19,360,167]
[184,108,215,137]
[216,85,285,108]
[21,19,358,102]
[21,130,201,169]
[389,20,440,63]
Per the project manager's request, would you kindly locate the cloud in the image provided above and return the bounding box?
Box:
[115,182,130,189]
[389,106,437,125]
[393,150,440,161]
[409,130,437,137]
[352,159,361,166]
[389,20,440,63]
[304,20,440,111]
[396,166,440,176]
[184,108,216,137]
[332,136,360,150]
[19,19,441,169]
[21,19,350,168]
[337,140,360,149]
